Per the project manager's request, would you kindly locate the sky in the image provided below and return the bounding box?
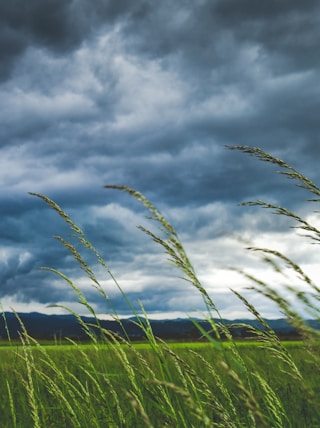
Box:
[1,0,320,320]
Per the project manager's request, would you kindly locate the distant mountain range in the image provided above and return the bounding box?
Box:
[0,312,319,341]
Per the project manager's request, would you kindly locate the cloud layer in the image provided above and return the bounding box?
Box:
[1,1,320,318]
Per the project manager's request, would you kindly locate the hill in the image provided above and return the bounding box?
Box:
[0,312,318,341]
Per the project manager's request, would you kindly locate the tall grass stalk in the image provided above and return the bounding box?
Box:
[1,301,12,343]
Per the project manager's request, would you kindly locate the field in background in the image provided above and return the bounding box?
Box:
[0,340,318,427]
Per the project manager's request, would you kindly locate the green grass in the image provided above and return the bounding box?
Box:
[1,145,320,427]
[0,341,318,427]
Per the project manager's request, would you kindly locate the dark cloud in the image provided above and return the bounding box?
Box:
[123,0,320,74]
[0,0,135,81]
[214,0,320,71]
[0,0,319,318]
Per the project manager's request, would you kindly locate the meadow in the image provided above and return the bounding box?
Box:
[0,340,318,427]
[1,146,320,427]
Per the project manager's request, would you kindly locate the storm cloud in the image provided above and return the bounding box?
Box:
[0,1,319,319]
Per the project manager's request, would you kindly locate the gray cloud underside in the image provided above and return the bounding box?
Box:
[0,1,319,316]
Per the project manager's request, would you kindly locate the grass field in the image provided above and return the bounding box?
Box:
[0,339,318,427]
